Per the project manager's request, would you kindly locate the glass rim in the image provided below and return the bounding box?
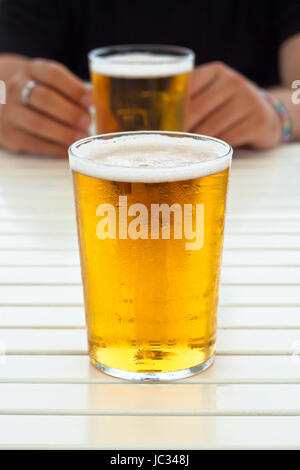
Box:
[70,130,232,160]
[88,44,195,64]
[69,131,232,183]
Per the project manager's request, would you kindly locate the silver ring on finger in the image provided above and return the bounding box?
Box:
[21,80,38,106]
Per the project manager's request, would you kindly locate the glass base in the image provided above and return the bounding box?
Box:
[93,354,215,382]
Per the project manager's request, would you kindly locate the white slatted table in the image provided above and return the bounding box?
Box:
[0,144,300,450]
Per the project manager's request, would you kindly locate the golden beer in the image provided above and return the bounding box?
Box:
[69,132,232,381]
[89,45,194,133]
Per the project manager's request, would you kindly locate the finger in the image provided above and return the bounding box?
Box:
[29,59,93,107]
[9,74,91,130]
[187,76,235,131]
[190,63,221,97]
[194,96,250,137]
[0,121,67,158]
[190,62,234,97]
[6,103,88,146]
[28,84,91,130]
[218,115,258,147]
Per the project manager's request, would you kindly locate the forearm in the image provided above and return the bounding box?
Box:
[268,86,300,141]
[0,54,29,81]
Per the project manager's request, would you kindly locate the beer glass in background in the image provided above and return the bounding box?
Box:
[88,45,195,133]
[69,131,232,382]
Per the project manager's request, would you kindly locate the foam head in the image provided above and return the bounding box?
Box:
[89,48,194,78]
[69,133,232,183]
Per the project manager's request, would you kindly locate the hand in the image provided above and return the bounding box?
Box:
[186,62,282,149]
[0,58,93,157]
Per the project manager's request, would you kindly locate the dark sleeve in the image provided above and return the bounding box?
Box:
[0,0,64,60]
[276,0,300,44]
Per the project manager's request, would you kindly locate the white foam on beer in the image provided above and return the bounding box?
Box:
[70,134,231,183]
[90,53,194,78]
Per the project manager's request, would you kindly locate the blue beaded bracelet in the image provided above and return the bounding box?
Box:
[260,89,292,143]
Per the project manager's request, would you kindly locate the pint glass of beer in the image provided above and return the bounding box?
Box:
[89,45,195,133]
[69,131,232,381]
